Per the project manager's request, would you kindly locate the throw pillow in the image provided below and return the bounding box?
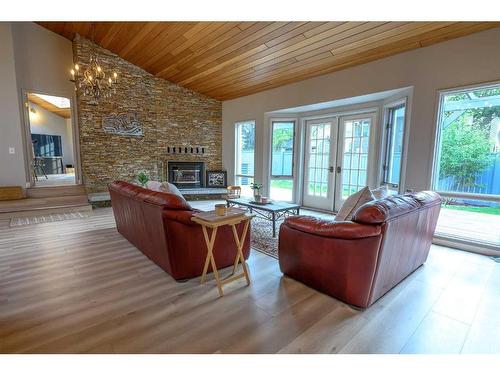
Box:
[146,180,163,192]
[334,186,374,222]
[160,181,183,197]
[371,185,390,200]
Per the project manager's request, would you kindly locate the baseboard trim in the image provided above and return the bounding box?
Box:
[433,236,500,257]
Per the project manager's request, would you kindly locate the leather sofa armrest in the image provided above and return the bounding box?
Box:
[162,209,197,226]
[283,216,381,240]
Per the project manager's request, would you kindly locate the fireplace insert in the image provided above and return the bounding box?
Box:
[167,161,205,189]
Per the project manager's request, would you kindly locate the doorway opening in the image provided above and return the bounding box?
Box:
[25,92,77,187]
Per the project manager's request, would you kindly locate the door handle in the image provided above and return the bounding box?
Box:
[336,166,342,173]
[328,166,334,173]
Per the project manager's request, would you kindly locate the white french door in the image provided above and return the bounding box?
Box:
[334,114,376,211]
[302,113,376,212]
[302,118,338,209]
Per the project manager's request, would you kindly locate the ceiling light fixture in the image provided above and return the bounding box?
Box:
[70,22,118,103]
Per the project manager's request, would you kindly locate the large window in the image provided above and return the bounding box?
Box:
[433,83,500,248]
[270,121,295,202]
[382,103,406,191]
[235,121,255,197]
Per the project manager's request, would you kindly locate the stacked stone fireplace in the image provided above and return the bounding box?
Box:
[73,35,222,194]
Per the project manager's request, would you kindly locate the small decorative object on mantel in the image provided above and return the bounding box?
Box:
[250,182,263,203]
[102,113,143,136]
[167,146,205,154]
[206,170,227,188]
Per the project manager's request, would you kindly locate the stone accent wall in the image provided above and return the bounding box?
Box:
[73,35,222,193]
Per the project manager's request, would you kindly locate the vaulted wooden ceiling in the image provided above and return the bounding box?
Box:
[38,22,500,101]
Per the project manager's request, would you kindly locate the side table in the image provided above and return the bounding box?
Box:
[191,209,254,297]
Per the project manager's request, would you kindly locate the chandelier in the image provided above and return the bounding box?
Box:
[70,23,118,102]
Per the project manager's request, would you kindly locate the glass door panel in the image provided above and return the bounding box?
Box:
[303,118,337,209]
[335,114,375,211]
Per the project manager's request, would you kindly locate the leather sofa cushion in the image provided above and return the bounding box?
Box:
[109,181,144,197]
[143,191,192,210]
[284,216,381,239]
[110,181,191,210]
[162,209,196,225]
[352,191,441,224]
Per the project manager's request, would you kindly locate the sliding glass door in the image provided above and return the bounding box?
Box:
[433,83,500,248]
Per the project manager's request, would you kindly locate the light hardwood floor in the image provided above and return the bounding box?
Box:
[0,204,499,354]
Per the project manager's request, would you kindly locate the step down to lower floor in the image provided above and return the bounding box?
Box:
[26,184,87,199]
[0,195,91,218]
[0,204,93,219]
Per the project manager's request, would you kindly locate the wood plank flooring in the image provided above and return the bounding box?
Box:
[0,205,499,353]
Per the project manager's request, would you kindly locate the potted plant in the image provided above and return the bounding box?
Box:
[136,171,150,187]
[250,182,263,202]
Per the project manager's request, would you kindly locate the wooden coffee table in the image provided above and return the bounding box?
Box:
[226,197,300,237]
[192,208,254,297]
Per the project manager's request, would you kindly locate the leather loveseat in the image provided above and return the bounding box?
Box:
[108,181,250,280]
[278,191,441,308]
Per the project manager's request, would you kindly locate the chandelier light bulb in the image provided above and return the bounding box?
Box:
[75,64,79,71]
[70,69,75,75]
[97,66,102,72]
[114,72,117,78]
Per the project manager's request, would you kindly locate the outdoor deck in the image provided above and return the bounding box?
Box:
[436,208,500,247]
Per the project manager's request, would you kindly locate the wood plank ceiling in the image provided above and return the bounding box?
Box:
[38,22,500,101]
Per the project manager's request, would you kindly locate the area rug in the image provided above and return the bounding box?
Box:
[10,211,91,227]
[250,217,284,259]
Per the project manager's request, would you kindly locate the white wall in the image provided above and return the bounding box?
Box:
[222,27,500,195]
[0,22,75,188]
[0,23,25,188]
[11,22,75,98]
[29,103,74,166]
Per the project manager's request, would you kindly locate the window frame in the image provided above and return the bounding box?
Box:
[270,120,296,179]
[430,81,500,252]
[234,120,256,182]
[381,102,406,189]
[431,82,500,202]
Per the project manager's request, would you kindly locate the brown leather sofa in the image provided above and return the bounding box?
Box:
[278,191,441,309]
[108,181,250,280]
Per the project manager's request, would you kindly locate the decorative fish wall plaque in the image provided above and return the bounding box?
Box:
[102,113,143,136]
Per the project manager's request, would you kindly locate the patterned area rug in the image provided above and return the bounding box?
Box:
[250,217,284,259]
[10,211,91,227]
